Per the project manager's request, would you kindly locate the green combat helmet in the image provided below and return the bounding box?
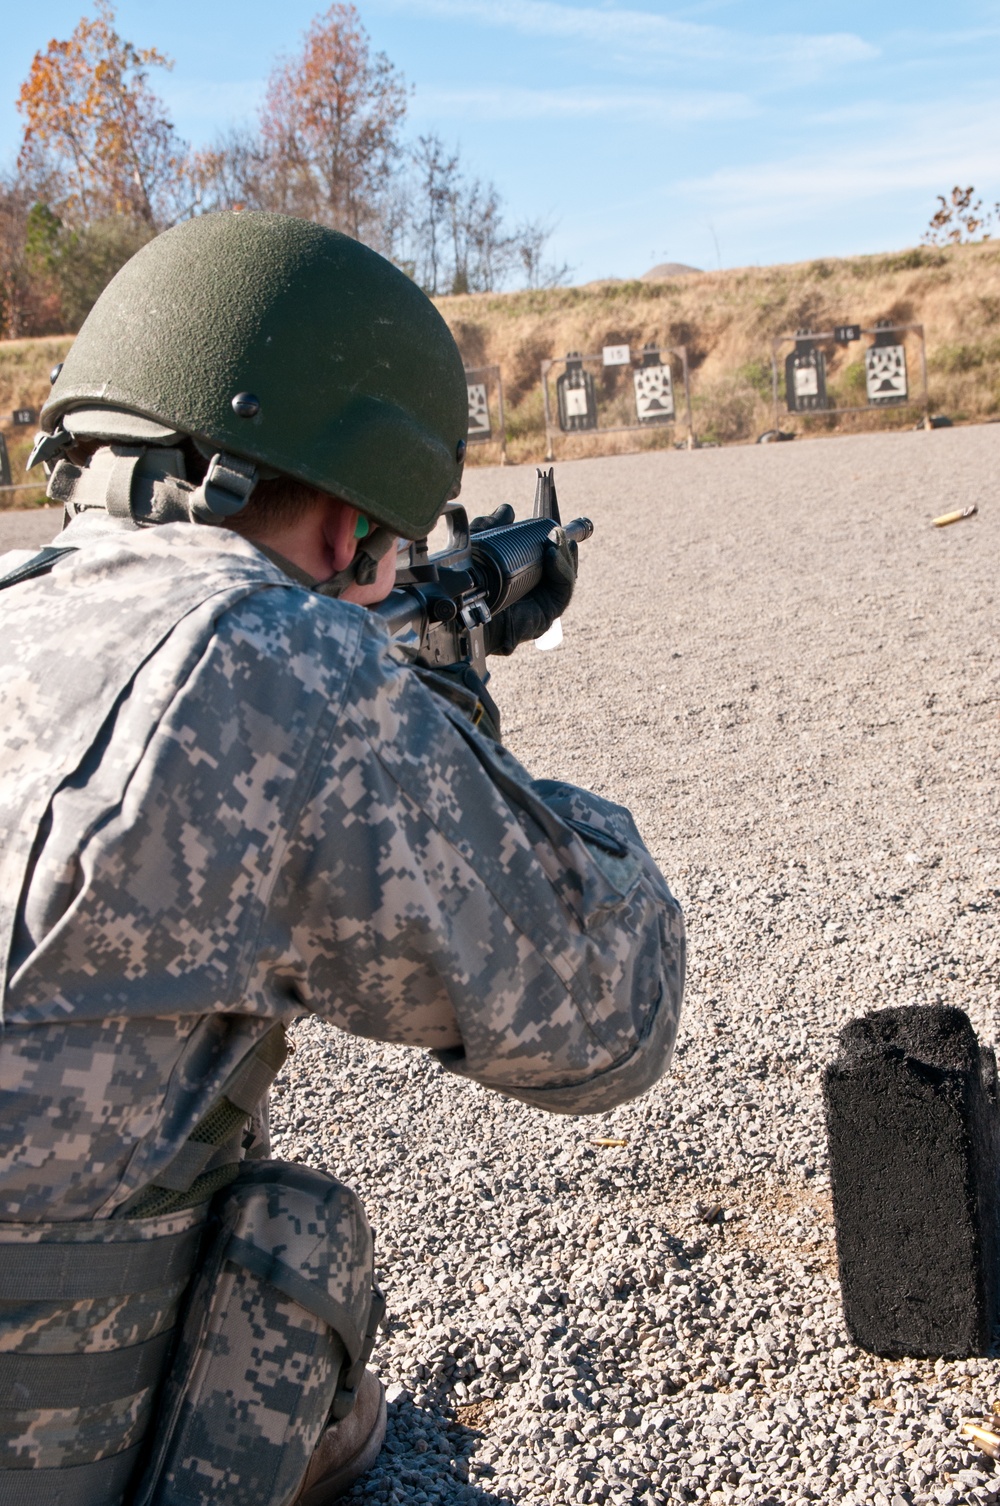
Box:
[32,212,469,539]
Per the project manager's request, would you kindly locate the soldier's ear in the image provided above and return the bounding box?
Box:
[323,500,361,573]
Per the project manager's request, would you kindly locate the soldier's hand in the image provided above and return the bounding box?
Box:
[482,524,577,657]
[468,503,515,532]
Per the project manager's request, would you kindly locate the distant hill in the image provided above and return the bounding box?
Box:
[641,262,702,280]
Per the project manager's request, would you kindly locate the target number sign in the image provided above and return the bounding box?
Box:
[602,345,631,366]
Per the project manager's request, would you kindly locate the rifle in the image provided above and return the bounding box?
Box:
[373,468,594,677]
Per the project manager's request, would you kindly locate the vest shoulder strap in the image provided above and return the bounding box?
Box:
[0,545,76,592]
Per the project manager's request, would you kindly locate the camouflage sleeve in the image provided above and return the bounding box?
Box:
[271,613,684,1116]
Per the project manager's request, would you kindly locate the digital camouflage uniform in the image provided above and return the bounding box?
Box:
[0,209,684,1505]
[2,515,682,1217]
[0,513,684,1501]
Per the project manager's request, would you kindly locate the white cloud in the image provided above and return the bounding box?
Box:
[413,83,756,124]
[587,97,1000,265]
[381,0,876,73]
[673,101,1000,223]
[806,101,901,127]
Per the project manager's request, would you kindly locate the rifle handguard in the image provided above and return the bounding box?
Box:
[470,516,593,614]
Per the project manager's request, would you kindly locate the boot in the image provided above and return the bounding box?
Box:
[294,1371,387,1505]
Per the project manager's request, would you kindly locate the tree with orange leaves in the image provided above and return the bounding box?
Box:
[16,1,192,230]
[256,4,408,242]
[923,186,999,246]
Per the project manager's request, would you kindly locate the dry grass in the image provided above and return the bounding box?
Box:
[0,335,73,415]
[0,336,72,507]
[4,241,1000,502]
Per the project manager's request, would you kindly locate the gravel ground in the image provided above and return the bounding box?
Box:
[0,506,62,550]
[3,427,998,1505]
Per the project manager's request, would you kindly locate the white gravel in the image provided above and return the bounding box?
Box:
[5,426,999,1505]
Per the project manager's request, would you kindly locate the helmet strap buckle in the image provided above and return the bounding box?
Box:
[190,452,258,523]
[26,425,72,473]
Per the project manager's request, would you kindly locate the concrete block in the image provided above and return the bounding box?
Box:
[823,1006,999,1358]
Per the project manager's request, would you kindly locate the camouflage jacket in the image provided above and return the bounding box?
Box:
[0,515,684,1222]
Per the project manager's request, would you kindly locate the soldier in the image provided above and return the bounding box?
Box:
[0,212,685,1505]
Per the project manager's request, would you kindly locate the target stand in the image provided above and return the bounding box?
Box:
[770,322,929,431]
[541,344,694,461]
[464,365,508,465]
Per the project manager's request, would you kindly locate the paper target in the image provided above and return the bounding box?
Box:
[634,365,675,423]
[556,360,598,430]
[785,346,827,412]
[793,365,819,398]
[865,345,907,405]
[467,383,491,438]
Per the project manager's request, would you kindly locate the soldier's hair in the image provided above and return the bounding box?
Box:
[227,473,328,537]
[180,442,330,537]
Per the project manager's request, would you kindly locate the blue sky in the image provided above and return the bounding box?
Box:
[1,2,998,282]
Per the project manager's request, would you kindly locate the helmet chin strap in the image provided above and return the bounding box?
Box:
[242,525,396,596]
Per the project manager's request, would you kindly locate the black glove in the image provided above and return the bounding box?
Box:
[468,509,577,657]
[468,503,516,532]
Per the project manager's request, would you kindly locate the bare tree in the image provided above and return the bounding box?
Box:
[410,134,460,294]
[449,178,515,294]
[408,135,568,295]
[516,217,572,289]
[196,128,269,213]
